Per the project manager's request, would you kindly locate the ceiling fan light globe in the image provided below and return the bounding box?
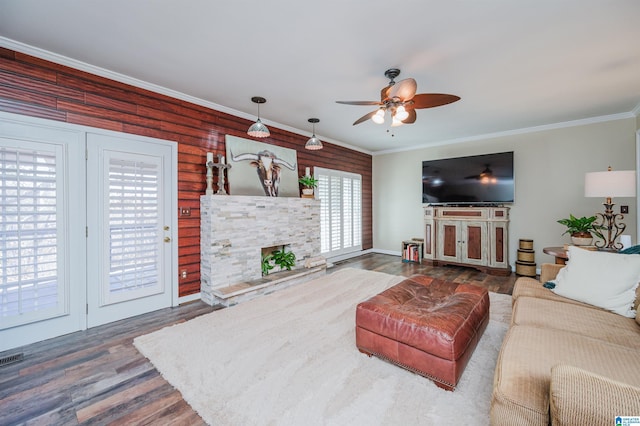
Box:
[371,109,385,124]
[391,116,403,127]
[395,105,409,121]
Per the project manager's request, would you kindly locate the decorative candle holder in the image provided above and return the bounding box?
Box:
[211,154,231,195]
[205,159,215,195]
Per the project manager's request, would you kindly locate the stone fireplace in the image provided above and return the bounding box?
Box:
[200,195,323,306]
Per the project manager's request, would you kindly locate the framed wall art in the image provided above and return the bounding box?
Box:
[225,135,299,197]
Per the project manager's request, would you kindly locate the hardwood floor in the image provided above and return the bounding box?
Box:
[0,253,517,425]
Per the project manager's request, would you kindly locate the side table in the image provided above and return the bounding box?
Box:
[542,246,568,265]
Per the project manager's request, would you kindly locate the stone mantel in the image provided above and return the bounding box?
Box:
[200,195,322,306]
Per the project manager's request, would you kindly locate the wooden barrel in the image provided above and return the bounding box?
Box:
[515,261,537,277]
[517,249,535,263]
[519,239,534,250]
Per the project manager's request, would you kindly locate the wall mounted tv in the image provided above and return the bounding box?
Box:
[422,151,514,205]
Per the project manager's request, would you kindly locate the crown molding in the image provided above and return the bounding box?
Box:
[0,37,372,156]
[373,111,636,156]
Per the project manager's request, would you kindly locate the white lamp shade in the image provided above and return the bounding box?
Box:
[585,170,636,198]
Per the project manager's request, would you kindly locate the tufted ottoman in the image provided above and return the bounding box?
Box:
[355,275,490,391]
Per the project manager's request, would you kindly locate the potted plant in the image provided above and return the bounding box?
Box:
[298,175,319,197]
[271,248,296,271]
[261,253,275,276]
[261,248,296,275]
[557,214,600,246]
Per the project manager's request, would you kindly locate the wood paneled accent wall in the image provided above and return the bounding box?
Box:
[0,47,373,297]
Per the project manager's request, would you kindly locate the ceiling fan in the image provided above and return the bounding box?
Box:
[336,68,460,127]
[465,164,498,183]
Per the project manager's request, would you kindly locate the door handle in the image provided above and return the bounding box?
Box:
[164,236,171,243]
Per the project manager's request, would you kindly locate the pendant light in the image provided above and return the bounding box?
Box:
[247,96,270,138]
[305,118,323,150]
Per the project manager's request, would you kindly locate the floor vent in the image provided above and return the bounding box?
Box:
[0,353,24,367]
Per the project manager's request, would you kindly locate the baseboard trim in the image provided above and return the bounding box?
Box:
[179,292,201,305]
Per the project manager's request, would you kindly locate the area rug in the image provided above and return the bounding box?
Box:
[134,268,511,425]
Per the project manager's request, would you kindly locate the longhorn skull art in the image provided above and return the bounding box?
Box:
[230,150,297,197]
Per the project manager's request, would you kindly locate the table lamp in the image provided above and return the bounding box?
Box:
[584,167,636,250]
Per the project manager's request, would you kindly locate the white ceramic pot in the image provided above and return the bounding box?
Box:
[302,188,314,196]
[571,235,593,246]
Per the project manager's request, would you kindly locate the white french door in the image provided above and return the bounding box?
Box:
[0,120,86,351]
[0,113,177,351]
[86,133,175,328]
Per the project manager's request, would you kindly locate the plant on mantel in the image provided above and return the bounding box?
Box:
[298,175,319,197]
[298,175,319,189]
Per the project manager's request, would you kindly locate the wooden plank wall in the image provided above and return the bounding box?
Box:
[0,47,373,297]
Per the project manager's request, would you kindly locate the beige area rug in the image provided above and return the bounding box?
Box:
[134,268,512,426]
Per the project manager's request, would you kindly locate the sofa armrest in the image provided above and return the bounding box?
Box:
[540,263,564,283]
[550,364,640,426]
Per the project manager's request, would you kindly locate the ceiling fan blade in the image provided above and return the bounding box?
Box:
[380,85,392,102]
[336,100,382,106]
[411,93,461,109]
[353,110,377,125]
[388,78,417,101]
[402,109,417,124]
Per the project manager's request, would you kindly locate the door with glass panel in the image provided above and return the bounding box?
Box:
[0,123,86,352]
[86,133,175,328]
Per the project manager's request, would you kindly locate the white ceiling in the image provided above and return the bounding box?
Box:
[1,0,639,154]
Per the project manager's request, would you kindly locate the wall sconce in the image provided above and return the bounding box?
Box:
[305,118,323,150]
[247,96,270,138]
[585,166,636,250]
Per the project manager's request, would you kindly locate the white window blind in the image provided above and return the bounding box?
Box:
[0,143,66,328]
[105,156,162,304]
[315,167,362,257]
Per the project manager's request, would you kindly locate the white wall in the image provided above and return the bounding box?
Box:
[373,116,638,267]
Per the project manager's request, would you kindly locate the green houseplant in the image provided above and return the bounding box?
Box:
[298,175,319,196]
[557,214,601,246]
[261,253,275,276]
[261,248,296,276]
[271,248,296,271]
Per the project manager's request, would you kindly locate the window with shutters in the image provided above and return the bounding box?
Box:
[0,142,67,329]
[315,167,362,257]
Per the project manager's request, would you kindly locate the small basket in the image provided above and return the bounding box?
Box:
[517,249,535,263]
[515,261,537,277]
[519,239,534,250]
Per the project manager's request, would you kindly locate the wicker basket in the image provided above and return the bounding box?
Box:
[517,249,535,263]
[515,261,536,277]
[519,239,534,250]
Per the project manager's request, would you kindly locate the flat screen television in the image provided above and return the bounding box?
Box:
[422,151,514,205]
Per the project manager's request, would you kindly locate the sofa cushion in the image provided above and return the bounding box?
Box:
[550,364,640,426]
[491,325,640,426]
[551,246,640,318]
[512,296,640,350]
[512,277,593,308]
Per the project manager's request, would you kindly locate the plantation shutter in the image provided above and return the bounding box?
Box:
[104,154,163,305]
[314,167,362,257]
[0,142,67,329]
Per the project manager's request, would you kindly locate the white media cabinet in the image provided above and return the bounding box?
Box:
[423,205,510,276]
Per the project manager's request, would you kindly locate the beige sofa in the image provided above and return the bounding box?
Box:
[490,263,640,425]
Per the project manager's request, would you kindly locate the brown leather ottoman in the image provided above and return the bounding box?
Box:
[355,275,490,391]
